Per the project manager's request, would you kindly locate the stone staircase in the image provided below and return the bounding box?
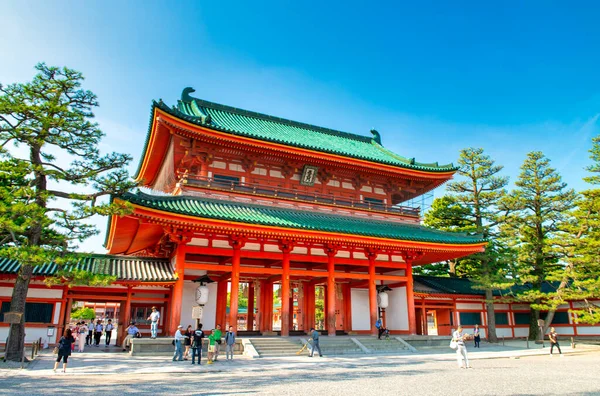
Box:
[250,338,306,357]
[318,337,364,355]
[355,337,411,354]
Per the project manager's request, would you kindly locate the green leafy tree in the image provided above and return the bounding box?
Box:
[500,152,577,340]
[0,63,136,361]
[443,148,512,343]
[548,136,600,325]
[70,307,96,320]
[418,196,474,276]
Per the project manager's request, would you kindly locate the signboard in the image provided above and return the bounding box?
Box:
[3,312,23,324]
[300,165,319,186]
[192,306,204,319]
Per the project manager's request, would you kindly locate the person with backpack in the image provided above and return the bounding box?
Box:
[375,318,384,340]
[54,328,76,373]
[225,325,236,360]
[309,327,323,357]
[191,323,204,365]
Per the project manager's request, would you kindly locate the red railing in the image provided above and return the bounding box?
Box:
[183,176,420,217]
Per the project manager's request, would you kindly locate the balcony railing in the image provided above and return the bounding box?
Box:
[183,176,420,217]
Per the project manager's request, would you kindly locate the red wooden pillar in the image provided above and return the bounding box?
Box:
[216,279,227,328]
[228,236,245,332]
[56,286,68,340]
[247,282,255,331]
[405,258,417,335]
[325,245,338,336]
[367,250,378,336]
[421,306,428,335]
[305,283,315,331]
[169,246,186,335]
[279,240,294,336]
[342,283,352,332]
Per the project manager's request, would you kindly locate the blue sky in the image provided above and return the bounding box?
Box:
[1,1,599,252]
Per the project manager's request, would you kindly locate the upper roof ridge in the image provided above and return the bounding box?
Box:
[179,87,375,144]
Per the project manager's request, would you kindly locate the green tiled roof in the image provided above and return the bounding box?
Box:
[414,275,489,295]
[0,255,175,282]
[125,192,486,245]
[149,88,457,173]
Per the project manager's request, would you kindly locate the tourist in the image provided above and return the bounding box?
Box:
[473,324,481,348]
[225,325,236,360]
[53,328,76,373]
[309,327,323,357]
[207,329,216,364]
[86,320,94,346]
[183,325,193,360]
[105,319,114,346]
[77,321,88,352]
[123,321,139,351]
[453,325,471,369]
[376,318,384,340]
[173,324,185,362]
[191,323,204,365]
[213,324,222,361]
[147,306,160,339]
[93,320,103,346]
[549,327,563,357]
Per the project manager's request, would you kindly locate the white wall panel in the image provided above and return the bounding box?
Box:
[350,289,370,330]
[386,287,408,331]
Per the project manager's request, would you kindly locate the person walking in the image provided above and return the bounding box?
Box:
[147,306,160,339]
[105,319,114,346]
[54,328,76,373]
[172,324,185,362]
[123,321,139,351]
[225,325,236,360]
[77,321,88,352]
[191,323,204,365]
[86,320,94,346]
[549,327,563,357]
[453,325,471,369]
[213,324,222,361]
[376,318,384,340]
[309,327,323,357]
[183,325,193,360]
[93,320,103,346]
[473,324,481,348]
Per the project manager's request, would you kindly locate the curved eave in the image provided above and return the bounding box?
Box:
[106,200,487,263]
[134,103,458,187]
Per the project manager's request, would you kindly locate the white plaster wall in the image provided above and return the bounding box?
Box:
[180,280,218,331]
[53,303,61,324]
[0,327,57,345]
[350,289,370,330]
[0,286,62,299]
[496,328,512,338]
[456,303,482,310]
[514,327,529,337]
[574,326,600,335]
[386,287,408,331]
[494,304,509,310]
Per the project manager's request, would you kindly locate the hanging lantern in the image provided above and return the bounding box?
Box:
[377,292,389,309]
[195,285,210,305]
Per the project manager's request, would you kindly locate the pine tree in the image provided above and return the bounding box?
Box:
[500,152,577,340]
[444,148,511,342]
[0,63,136,360]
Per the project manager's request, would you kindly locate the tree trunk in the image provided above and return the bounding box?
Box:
[485,288,498,343]
[542,310,556,336]
[5,263,34,361]
[448,260,457,277]
[528,306,540,341]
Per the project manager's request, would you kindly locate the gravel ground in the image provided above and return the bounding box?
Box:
[1,351,599,395]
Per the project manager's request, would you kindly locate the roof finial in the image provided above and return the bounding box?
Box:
[370,129,382,145]
[182,87,196,102]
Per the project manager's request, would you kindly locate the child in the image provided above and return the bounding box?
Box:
[207,330,216,364]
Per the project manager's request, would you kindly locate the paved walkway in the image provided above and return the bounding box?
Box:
[1,339,597,378]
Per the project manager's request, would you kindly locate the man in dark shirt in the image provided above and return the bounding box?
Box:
[191,324,205,365]
[309,327,323,357]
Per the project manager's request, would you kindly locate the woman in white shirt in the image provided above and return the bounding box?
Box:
[453,325,471,369]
